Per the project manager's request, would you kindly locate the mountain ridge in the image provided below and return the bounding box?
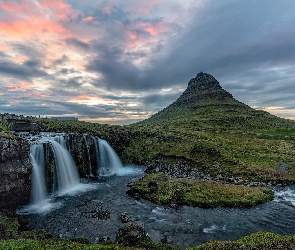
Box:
[135,72,295,131]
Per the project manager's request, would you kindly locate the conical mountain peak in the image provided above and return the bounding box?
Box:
[188,72,220,89]
[175,72,233,106]
[135,72,295,131]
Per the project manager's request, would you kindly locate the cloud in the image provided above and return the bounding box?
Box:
[65,38,91,51]
[0,60,47,79]
[0,0,294,123]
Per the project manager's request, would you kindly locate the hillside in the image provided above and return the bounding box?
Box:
[135,72,295,132]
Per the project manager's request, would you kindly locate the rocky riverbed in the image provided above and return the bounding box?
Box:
[17,166,295,249]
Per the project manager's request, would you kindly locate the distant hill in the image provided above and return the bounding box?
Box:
[134,72,295,131]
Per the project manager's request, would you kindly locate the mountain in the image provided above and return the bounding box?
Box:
[135,72,295,131]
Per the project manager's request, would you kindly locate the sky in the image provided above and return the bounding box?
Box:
[0,0,295,124]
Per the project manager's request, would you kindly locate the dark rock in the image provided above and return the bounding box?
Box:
[98,236,112,243]
[115,222,149,245]
[147,180,158,193]
[120,212,131,223]
[0,136,32,211]
[126,189,141,200]
[5,117,40,132]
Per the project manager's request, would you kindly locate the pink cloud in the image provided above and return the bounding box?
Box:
[101,1,118,15]
[131,0,163,15]
[0,43,11,52]
[0,0,75,41]
[40,0,81,22]
[82,16,99,25]
[5,82,34,92]
[139,20,167,36]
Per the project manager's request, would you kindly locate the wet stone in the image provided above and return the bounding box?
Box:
[79,200,111,220]
[120,212,131,223]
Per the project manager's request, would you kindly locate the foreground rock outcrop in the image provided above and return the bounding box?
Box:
[0,136,32,212]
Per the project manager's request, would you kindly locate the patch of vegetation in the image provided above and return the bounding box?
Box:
[0,239,136,250]
[121,129,295,184]
[0,116,10,133]
[188,231,295,250]
[130,173,274,208]
[260,128,295,136]
[0,215,20,239]
[0,114,16,138]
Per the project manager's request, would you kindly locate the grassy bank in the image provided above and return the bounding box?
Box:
[188,232,295,250]
[130,173,274,208]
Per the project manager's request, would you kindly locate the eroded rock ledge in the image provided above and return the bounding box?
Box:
[0,136,32,212]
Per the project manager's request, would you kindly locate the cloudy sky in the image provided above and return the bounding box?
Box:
[0,0,295,124]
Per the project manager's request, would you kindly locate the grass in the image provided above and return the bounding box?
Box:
[121,129,295,184]
[188,231,295,250]
[0,239,136,250]
[130,173,274,208]
[260,128,295,136]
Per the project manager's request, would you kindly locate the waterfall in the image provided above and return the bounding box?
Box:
[49,139,80,195]
[25,133,142,213]
[30,134,80,202]
[83,134,93,176]
[97,138,123,176]
[30,143,47,205]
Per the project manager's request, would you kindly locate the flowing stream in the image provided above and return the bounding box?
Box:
[18,174,295,249]
[17,133,295,249]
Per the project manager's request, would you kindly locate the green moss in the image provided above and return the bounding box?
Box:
[188,232,295,250]
[0,216,20,239]
[131,173,274,208]
[0,239,135,250]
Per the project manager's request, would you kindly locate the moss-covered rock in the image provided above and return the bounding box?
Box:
[128,173,274,208]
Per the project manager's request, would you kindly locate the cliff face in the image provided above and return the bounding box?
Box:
[0,136,32,211]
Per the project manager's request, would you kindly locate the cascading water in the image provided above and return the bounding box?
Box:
[29,134,80,204]
[30,143,47,205]
[49,138,80,195]
[97,138,123,176]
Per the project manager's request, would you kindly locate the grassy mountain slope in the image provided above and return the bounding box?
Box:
[124,73,295,187]
[134,72,295,132]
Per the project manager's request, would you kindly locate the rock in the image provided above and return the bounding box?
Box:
[120,212,131,223]
[115,222,149,246]
[126,189,141,200]
[5,117,40,132]
[98,236,112,243]
[0,136,32,211]
[275,161,289,173]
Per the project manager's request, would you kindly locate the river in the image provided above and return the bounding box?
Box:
[18,166,295,249]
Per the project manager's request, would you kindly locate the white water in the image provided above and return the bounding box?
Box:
[49,139,80,195]
[24,134,142,214]
[29,135,80,202]
[274,187,295,206]
[97,138,124,176]
[30,144,47,205]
